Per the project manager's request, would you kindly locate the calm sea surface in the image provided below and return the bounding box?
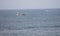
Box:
[0,9,60,36]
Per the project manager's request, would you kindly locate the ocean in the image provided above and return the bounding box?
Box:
[0,9,60,36]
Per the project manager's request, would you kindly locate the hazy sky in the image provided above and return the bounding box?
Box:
[0,0,60,9]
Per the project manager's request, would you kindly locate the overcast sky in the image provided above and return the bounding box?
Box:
[0,0,60,9]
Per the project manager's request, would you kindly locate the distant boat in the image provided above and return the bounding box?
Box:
[16,12,26,16]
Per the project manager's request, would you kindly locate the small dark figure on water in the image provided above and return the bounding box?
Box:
[22,14,26,16]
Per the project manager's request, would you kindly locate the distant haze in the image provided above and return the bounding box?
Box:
[0,0,60,9]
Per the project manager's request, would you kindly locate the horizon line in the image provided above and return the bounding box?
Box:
[0,8,60,10]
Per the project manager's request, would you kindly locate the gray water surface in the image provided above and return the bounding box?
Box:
[0,9,60,36]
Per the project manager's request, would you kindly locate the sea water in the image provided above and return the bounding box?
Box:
[0,9,60,36]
